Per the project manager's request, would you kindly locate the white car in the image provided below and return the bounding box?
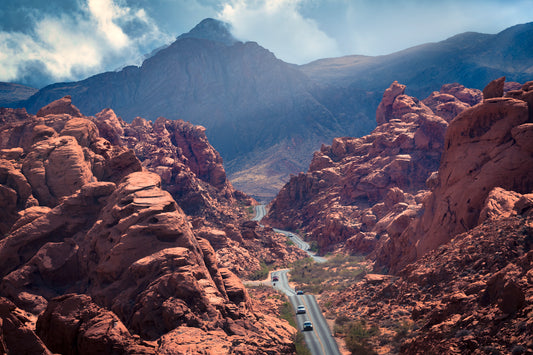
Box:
[296,305,306,314]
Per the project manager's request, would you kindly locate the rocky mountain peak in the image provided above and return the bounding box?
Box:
[177,18,238,45]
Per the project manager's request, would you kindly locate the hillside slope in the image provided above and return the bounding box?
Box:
[301,22,533,97]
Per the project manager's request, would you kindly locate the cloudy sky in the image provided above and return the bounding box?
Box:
[1,0,532,88]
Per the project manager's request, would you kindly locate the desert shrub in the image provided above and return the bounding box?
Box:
[248,261,271,280]
[290,255,366,293]
[344,320,379,355]
[308,240,319,253]
[391,319,416,351]
[294,332,312,355]
[334,314,352,335]
[279,301,296,328]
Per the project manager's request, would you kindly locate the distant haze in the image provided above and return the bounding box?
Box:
[1,0,532,88]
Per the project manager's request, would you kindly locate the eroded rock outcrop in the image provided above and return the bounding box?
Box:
[36,294,154,355]
[0,97,300,353]
[0,297,51,355]
[321,188,533,354]
[385,79,533,270]
[265,81,482,253]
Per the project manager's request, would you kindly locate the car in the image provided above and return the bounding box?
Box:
[296,290,304,295]
[303,321,313,331]
[296,305,306,314]
[272,275,279,282]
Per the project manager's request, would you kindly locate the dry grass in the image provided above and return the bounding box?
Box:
[290,254,367,294]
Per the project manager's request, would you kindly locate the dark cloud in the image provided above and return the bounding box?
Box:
[15,60,55,88]
[0,0,81,32]
[0,0,172,88]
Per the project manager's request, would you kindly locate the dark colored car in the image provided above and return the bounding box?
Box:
[272,275,279,282]
[296,290,304,295]
[303,321,313,331]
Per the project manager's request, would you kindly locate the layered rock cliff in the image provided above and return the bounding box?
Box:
[0,97,302,353]
[379,79,533,271]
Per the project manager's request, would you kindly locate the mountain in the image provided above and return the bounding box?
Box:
[9,20,533,199]
[14,18,366,200]
[0,82,37,106]
[301,22,533,97]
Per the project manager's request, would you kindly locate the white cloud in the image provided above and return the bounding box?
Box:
[0,0,171,87]
[218,0,341,64]
[335,0,533,56]
[87,0,130,49]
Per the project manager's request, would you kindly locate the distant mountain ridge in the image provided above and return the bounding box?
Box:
[0,82,37,106]
[301,22,533,97]
[7,20,533,198]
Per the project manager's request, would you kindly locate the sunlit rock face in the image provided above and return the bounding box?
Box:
[265,81,481,256]
[389,78,533,269]
[0,97,299,354]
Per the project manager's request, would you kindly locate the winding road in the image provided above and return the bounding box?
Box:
[254,205,340,355]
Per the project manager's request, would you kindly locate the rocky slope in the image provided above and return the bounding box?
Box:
[0,97,304,353]
[322,194,533,354]
[264,80,482,254]
[379,79,533,271]
[301,22,533,98]
[269,78,533,352]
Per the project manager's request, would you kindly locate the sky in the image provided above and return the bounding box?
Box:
[1,0,532,88]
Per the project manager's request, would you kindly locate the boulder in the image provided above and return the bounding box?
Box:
[376,81,406,125]
[0,297,52,355]
[482,76,505,99]
[36,95,82,118]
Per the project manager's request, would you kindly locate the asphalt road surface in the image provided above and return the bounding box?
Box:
[252,204,267,221]
[271,269,341,355]
[254,205,340,355]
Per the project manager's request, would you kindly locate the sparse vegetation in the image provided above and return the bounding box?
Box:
[246,206,254,216]
[279,301,296,328]
[278,296,311,355]
[388,319,416,352]
[294,332,312,355]
[339,319,379,355]
[392,320,415,343]
[308,240,319,253]
[290,255,367,293]
[248,261,271,280]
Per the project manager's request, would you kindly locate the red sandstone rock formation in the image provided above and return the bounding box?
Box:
[0,297,51,355]
[0,97,301,353]
[383,79,533,270]
[320,187,533,353]
[265,81,481,253]
[36,294,154,354]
